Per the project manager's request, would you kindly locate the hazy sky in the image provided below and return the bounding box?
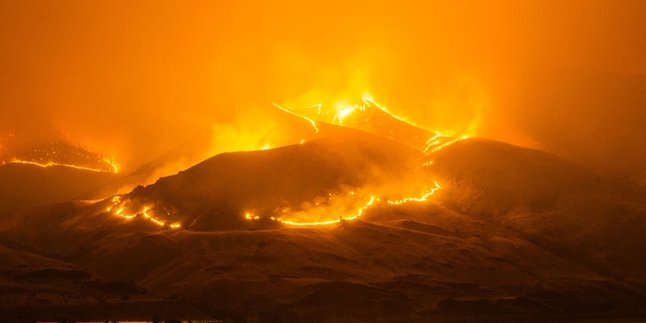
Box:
[1,0,645,183]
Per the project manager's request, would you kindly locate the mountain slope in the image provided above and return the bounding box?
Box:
[427,138,646,281]
[1,137,645,322]
[116,132,424,230]
[0,163,118,213]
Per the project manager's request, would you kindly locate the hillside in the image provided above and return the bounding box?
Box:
[1,137,645,322]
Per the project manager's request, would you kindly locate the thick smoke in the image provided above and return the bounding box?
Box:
[1,1,644,183]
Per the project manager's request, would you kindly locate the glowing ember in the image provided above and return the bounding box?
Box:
[361,95,424,129]
[106,196,180,229]
[242,180,443,227]
[424,133,450,153]
[427,135,470,153]
[5,158,119,173]
[272,103,320,133]
[334,104,361,125]
[0,136,121,174]
[103,158,120,173]
[386,181,442,205]
[244,195,380,227]
[422,160,434,167]
[273,95,474,154]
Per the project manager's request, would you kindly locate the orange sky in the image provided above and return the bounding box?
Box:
[1,0,645,183]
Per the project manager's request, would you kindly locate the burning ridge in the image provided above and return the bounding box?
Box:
[101,131,446,230]
[96,97,472,230]
[0,135,118,173]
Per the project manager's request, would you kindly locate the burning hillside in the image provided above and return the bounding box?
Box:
[274,95,466,153]
[102,131,436,230]
[2,1,646,321]
[0,133,121,212]
[0,134,118,173]
[93,97,468,230]
[2,127,645,322]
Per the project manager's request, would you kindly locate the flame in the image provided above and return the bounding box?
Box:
[273,95,476,154]
[422,160,434,167]
[237,95,461,229]
[242,180,443,227]
[141,206,166,226]
[361,95,425,129]
[427,135,470,153]
[276,195,379,226]
[333,103,361,125]
[272,103,320,133]
[386,181,441,205]
[360,96,478,145]
[424,133,450,153]
[5,158,119,173]
[103,158,120,173]
[105,196,180,229]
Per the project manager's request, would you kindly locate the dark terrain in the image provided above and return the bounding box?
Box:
[1,132,645,322]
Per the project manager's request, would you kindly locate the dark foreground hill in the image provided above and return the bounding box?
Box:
[427,138,646,282]
[0,163,118,213]
[0,137,645,322]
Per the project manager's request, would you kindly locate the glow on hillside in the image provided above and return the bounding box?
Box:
[272,103,320,133]
[361,95,425,129]
[244,195,380,227]
[5,158,119,173]
[243,180,442,227]
[106,195,181,229]
[386,181,441,205]
[272,95,475,154]
[427,135,470,153]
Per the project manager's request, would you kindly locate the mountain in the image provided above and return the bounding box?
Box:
[84,103,393,199]
[1,135,645,322]
[0,136,118,173]
[0,163,118,213]
[112,131,423,230]
[427,138,646,282]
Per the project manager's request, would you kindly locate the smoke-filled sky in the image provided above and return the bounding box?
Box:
[1,0,645,183]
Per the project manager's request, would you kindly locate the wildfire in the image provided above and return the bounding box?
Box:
[422,160,434,167]
[361,95,424,129]
[106,195,181,229]
[273,95,475,154]
[244,195,380,226]
[360,97,473,153]
[243,180,443,227]
[333,103,362,125]
[97,94,469,230]
[5,158,120,173]
[426,135,470,153]
[424,133,450,153]
[237,95,464,228]
[103,158,120,173]
[272,103,320,133]
[386,181,441,205]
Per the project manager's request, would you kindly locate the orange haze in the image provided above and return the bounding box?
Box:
[1,1,645,183]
